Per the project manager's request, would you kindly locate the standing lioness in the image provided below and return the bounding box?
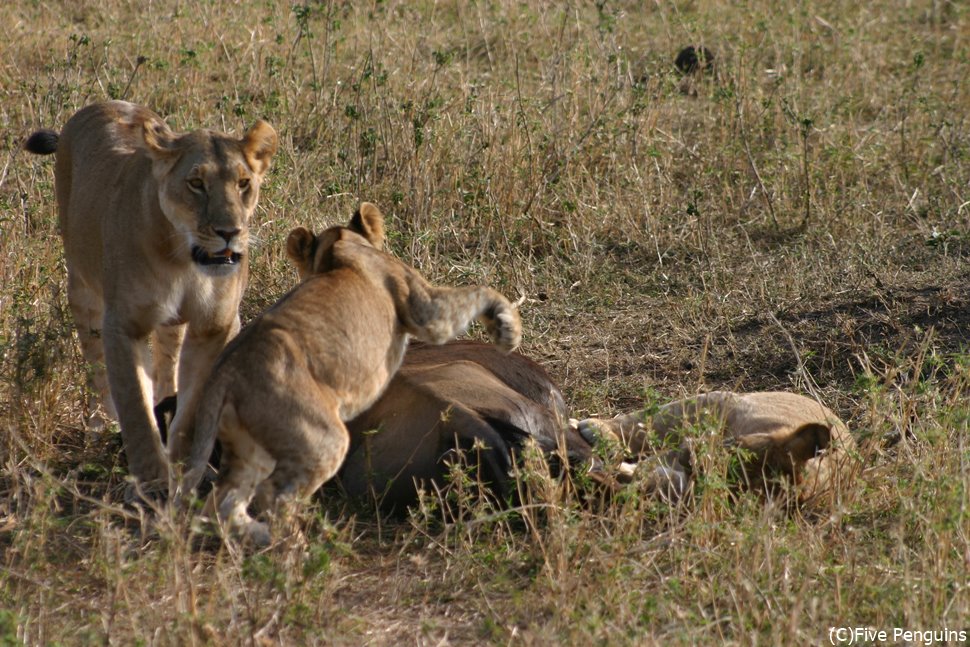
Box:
[25,101,278,489]
[183,203,521,545]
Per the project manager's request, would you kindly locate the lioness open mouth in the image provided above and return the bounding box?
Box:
[192,246,242,267]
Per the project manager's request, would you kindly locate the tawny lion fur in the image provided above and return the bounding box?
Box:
[576,391,857,504]
[25,101,277,488]
[183,203,521,545]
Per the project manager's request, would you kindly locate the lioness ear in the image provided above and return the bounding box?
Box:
[782,422,831,462]
[285,227,316,278]
[241,120,278,176]
[734,421,831,468]
[140,119,178,158]
[349,202,386,250]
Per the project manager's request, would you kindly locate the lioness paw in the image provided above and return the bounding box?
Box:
[489,308,522,352]
[575,418,615,446]
[239,520,272,548]
[645,464,689,504]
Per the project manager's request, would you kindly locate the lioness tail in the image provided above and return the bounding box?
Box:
[24,129,59,155]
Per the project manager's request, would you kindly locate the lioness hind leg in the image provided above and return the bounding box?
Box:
[66,274,116,428]
[259,406,352,523]
[151,324,185,405]
[213,433,277,547]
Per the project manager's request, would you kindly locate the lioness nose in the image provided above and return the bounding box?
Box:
[215,228,241,244]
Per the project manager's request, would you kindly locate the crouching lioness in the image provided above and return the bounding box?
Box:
[182,203,521,545]
[575,391,858,505]
[24,101,278,489]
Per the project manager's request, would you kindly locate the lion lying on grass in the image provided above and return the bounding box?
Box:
[575,391,858,505]
[181,203,521,545]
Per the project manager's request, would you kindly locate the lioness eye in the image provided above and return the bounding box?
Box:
[187,178,205,192]
[238,178,251,191]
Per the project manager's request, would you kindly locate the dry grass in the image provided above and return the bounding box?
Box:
[1,1,968,644]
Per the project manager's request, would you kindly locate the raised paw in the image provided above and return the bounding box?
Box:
[488,307,521,352]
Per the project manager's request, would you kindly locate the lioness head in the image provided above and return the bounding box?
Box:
[285,202,386,280]
[141,117,278,275]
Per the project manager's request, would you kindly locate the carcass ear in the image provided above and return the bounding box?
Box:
[285,227,316,279]
[349,202,386,250]
[241,120,278,175]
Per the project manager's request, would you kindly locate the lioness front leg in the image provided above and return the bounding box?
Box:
[404,281,521,351]
[102,315,169,486]
[167,320,239,467]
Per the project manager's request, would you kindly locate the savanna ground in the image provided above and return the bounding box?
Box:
[1,1,968,644]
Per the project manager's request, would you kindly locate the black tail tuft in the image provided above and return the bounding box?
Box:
[24,129,59,155]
